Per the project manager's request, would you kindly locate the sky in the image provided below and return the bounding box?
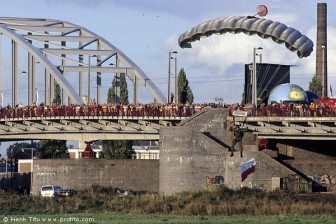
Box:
[0,0,335,104]
[0,0,335,154]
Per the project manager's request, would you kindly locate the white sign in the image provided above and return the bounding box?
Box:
[232,110,248,117]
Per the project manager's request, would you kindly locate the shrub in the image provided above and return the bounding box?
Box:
[1,186,336,216]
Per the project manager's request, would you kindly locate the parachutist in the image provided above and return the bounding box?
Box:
[229,124,246,158]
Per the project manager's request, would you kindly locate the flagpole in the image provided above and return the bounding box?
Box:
[330,85,333,97]
[36,88,39,104]
[0,90,3,107]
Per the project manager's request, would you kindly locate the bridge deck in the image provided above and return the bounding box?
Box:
[228,116,336,140]
[0,115,186,141]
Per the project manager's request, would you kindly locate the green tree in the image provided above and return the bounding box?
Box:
[308,75,322,97]
[7,142,38,158]
[102,140,135,159]
[107,73,128,104]
[38,140,69,159]
[107,77,117,103]
[55,83,61,105]
[120,73,129,105]
[178,68,194,104]
[104,72,135,158]
[187,86,194,104]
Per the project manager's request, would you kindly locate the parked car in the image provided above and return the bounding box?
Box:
[58,188,76,197]
[41,185,76,197]
[41,185,62,197]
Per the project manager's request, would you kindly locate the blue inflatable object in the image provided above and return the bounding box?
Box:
[267,83,308,105]
[305,91,320,104]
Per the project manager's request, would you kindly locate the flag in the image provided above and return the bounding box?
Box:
[240,158,256,182]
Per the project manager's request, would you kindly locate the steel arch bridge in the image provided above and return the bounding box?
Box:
[0,17,166,106]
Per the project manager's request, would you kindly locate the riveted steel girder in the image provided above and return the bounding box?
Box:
[0,17,166,105]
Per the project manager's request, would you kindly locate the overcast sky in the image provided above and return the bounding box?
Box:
[0,0,335,154]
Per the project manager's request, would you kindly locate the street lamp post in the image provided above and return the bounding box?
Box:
[168,51,177,104]
[88,55,97,105]
[252,47,263,106]
[173,56,178,104]
[114,76,117,103]
[88,55,91,104]
[0,90,3,107]
[256,53,262,64]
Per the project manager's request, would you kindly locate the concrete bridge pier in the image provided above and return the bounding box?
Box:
[159,108,310,195]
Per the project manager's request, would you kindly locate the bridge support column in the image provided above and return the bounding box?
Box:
[78,35,84,102]
[79,53,83,100]
[50,76,55,104]
[45,71,50,105]
[11,40,18,106]
[97,45,102,104]
[115,55,120,104]
[0,34,2,102]
[28,54,36,105]
[133,72,139,104]
[61,40,66,105]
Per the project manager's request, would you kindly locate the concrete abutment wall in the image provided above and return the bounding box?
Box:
[31,108,336,195]
[32,159,159,195]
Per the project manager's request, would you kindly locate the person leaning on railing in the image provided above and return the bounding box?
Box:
[0,103,207,119]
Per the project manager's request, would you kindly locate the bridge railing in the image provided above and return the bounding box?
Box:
[229,104,336,117]
[0,104,205,120]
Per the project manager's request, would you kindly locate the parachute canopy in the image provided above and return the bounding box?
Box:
[178,16,314,58]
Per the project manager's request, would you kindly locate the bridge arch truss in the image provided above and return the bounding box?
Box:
[0,17,166,106]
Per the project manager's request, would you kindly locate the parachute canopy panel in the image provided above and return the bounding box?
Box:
[178,16,314,58]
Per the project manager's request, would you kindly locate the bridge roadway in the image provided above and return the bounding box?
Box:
[0,115,185,142]
[229,115,336,140]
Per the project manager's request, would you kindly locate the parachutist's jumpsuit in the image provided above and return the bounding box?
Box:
[230,127,244,157]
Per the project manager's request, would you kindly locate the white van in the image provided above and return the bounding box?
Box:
[41,185,61,197]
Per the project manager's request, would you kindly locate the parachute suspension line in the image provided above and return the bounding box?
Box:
[257,63,272,95]
[272,70,290,89]
[257,42,298,98]
[259,64,272,87]
[257,62,268,87]
[260,65,282,94]
[258,65,283,96]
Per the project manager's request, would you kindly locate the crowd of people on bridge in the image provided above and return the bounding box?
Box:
[228,100,336,117]
[3,98,335,120]
[0,101,207,119]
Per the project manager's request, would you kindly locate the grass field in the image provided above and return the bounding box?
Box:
[1,213,336,224]
[1,185,336,223]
